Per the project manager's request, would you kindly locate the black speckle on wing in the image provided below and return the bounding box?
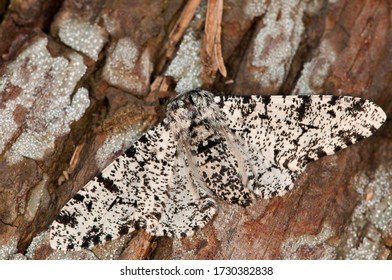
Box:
[73,193,85,202]
[297,96,311,121]
[197,138,222,154]
[328,96,339,106]
[125,146,137,157]
[97,173,120,193]
[56,211,78,228]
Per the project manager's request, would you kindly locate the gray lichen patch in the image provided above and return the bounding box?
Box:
[244,0,268,17]
[281,224,337,259]
[341,167,392,259]
[0,37,90,164]
[25,230,49,259]
[25,175,49,222]
[165,31,203,94]
[58,18,108,61]
[293,40,337,94]
[165,2,206,94]
[250,1,322,92]
[8,253,27,260]
[0,237,18,260]
[102,37,152,96]
[48,249,98,260]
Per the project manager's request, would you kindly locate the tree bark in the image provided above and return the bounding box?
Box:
[0,0,391,260]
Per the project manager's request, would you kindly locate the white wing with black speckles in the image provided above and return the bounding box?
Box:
[50,122,217,250]
[214,94,386,198]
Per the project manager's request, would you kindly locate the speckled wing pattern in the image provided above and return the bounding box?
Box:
[50,123,217,250]
[213,94,386,199]
[50,90,386,250]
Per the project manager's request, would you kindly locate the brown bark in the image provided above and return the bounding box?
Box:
[0,0,391,260]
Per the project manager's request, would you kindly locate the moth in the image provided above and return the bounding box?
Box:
[50,89,386,250]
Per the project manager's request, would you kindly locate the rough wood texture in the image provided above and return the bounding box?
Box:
[0,0,391,260]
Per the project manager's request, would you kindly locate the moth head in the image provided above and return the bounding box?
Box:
[165,89,223,134]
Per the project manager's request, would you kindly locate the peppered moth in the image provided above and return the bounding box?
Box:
[50,89,386,250]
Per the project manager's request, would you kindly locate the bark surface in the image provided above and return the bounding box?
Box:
[0,0,391,260]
